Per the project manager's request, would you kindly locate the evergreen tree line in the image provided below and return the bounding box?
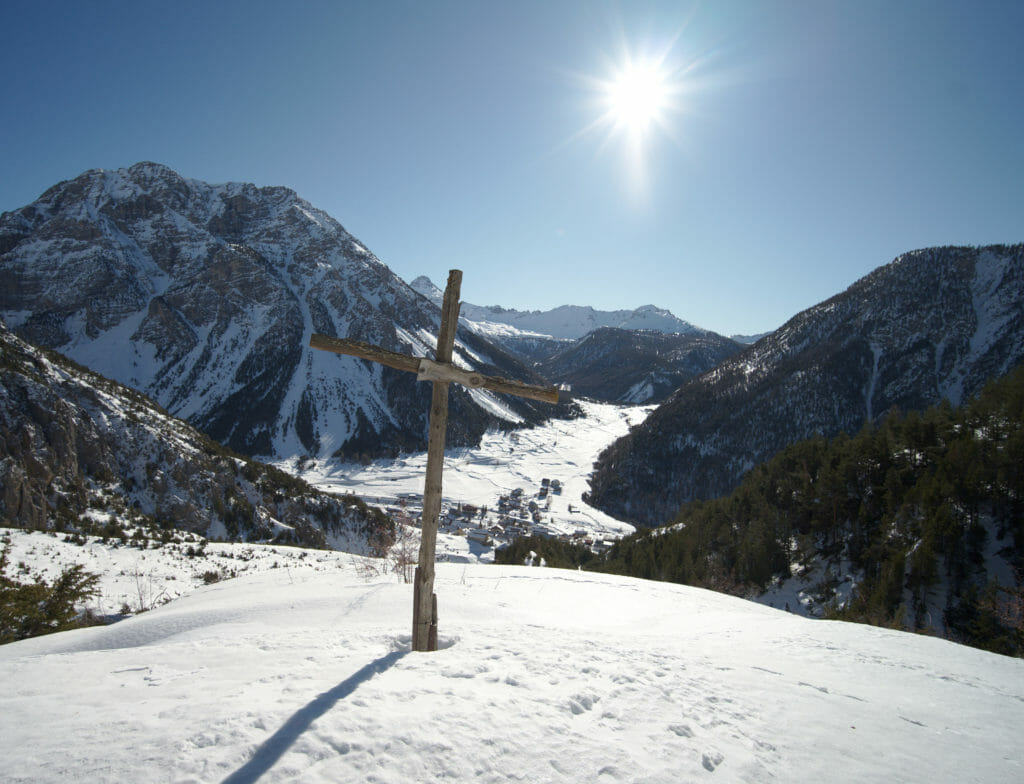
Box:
[494,535,600,569]
[508,365,1024,656]
[0,547,102,644]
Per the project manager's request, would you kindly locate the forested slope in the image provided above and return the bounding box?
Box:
[587,245,1024,525]
[515,364,1024,655]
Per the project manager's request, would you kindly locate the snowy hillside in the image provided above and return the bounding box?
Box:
[1,549,1021,783]
[0,320,389,548]
[590,244,1024,525]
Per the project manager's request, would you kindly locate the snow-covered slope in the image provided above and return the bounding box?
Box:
[290,399,651,559]
[589,244,1024,525]
[0,321,390,548]
[0,164,559,460]
[463,301,702,340]
[0,554,1020,783]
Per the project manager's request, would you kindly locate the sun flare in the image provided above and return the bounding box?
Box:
[604,60,669,137]
[567,36,700,197]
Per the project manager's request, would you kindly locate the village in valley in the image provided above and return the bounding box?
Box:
[387,475,617,559]
[292,400,652,563]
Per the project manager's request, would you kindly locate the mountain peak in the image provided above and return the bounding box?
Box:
[1,165,561,460]
[126,160,180,178]
[410,275,444,306]
[408,275,704,341]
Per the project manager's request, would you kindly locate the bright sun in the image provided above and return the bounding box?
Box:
[572,39,696,195]
[604,60,669,137]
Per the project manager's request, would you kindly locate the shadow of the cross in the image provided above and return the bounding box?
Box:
[221,649,408,784]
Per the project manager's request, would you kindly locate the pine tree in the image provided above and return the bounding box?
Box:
[0,549,102,644]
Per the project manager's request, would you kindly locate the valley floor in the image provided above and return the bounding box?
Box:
[281,399,653,562]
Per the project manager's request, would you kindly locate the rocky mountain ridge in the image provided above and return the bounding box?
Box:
[587,244,1024,526]
[536,327,742,404]
[0,320,391,549]
[0,163,566,461]
[409,274,710,361]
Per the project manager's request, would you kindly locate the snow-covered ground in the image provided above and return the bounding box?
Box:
[281,400,652,561]
[1,547,1021,784]
[0,528,359,617]
[4,396,1022,782]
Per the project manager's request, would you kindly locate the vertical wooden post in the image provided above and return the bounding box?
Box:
[428,592,438,652]
[412,565,422,644]
[310,268,555,652]
[412,269,462,652]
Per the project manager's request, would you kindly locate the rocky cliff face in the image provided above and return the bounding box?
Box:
[0,163,563,460]
[588,245,1024,526]
[0,321,392,549]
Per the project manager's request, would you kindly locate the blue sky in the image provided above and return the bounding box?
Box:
[2,0,1021,336]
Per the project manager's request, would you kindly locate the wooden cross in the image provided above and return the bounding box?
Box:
[310,269,558,651]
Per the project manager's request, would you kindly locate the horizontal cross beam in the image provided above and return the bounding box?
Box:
[309,333,559,404]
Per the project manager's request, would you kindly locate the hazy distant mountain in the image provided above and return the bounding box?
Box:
[464,301,703,340]
[410,275,705,358]
[730,331,773,345]
[587,245,1024,526]
[0,163,566,460]
[408,276,446,306]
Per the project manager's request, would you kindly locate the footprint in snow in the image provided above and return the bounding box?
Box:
[569,693,599,715]
[701,749,724,772]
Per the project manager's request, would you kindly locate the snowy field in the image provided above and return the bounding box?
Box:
[1,554,1022,783]
[0,528,359,616]
[281,400,653,560]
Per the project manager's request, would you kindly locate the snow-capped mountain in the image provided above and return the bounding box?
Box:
[410,275,738,401]
[588,244,1024,525]
[730,330,773,345]
[410,275,704,355]
[0,320,390,549]
[0,164,563,460]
